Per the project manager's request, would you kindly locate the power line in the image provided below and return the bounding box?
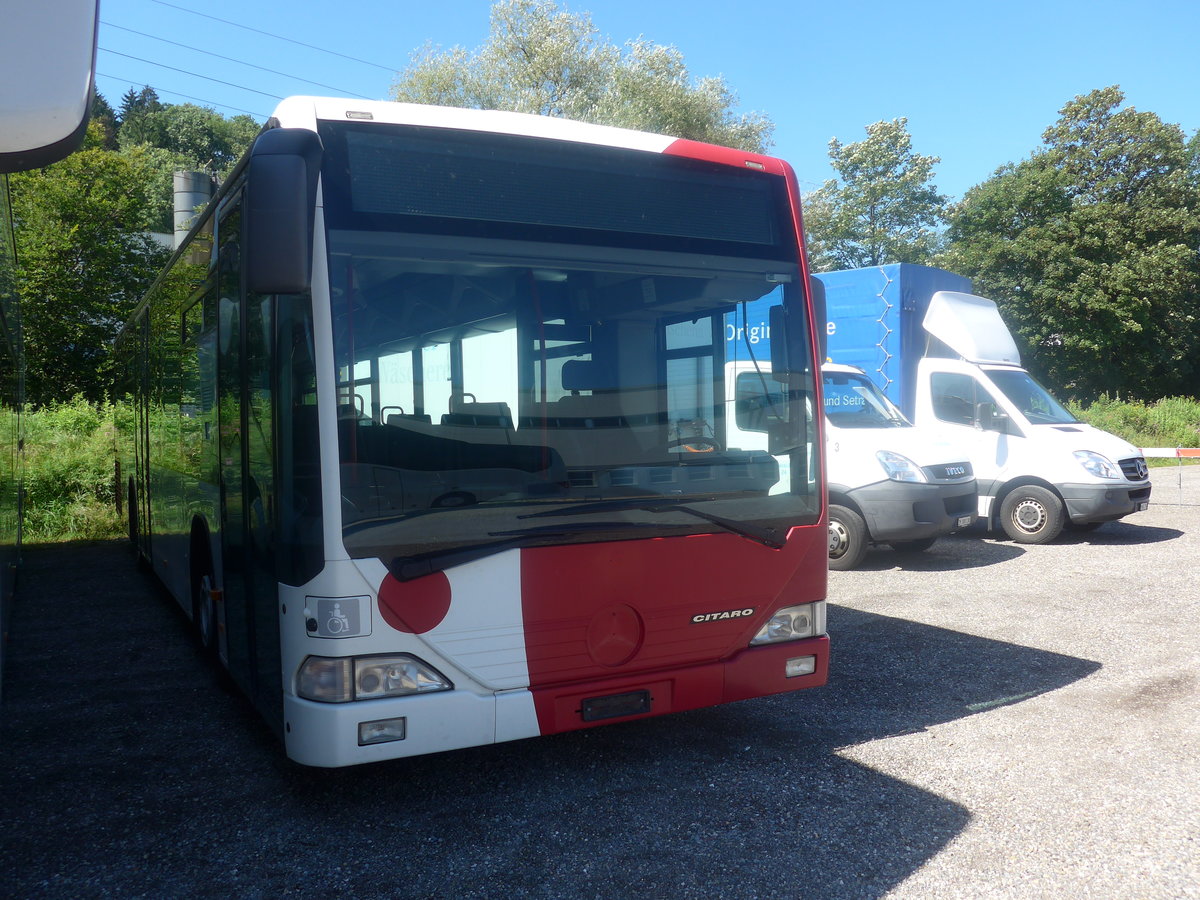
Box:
[101,21,375,100]
[99,47,286,101]
[149,0,397,72]
[96,72,269,118]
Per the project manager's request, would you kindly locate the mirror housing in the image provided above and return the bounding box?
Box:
[735,382,786,434]
[244,128,323,295]
[809,274,827,362]
[977,401,1018,435]
[768,304,790,377]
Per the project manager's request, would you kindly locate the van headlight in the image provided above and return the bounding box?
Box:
[877,450,927,483]
[1074,450,1120,480]
[750,601,826,645]
[297,655,452,703]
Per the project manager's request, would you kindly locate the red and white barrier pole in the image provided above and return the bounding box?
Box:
[1140,448,1200,459]
[1140,448,1199,506]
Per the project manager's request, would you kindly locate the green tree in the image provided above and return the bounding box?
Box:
[943,87,1200,401]
[90,92,119,151]
[802,118,947,270]
[117,101,259,233]
[11,123,169,406]
[117,86,166,147]
[391,0,773,152]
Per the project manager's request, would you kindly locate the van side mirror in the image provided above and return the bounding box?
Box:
[735,383,786,434]
[244,128,323,295]
[977,401,1017,435]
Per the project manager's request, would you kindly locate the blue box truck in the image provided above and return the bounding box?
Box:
[815,264,1152,543]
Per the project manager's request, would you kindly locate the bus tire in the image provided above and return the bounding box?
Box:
[999,486,1065,544]
[828,505,868,571]
[191,550,217,655]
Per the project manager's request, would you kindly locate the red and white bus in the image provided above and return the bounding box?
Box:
[116,97,829,767]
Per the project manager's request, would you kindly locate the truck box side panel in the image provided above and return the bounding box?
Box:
[817,265,904,407]
[818,265,972,417]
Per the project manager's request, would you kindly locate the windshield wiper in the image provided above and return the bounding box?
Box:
[518,495,718,518]
[519,496,784,549]
[387,521,663,582]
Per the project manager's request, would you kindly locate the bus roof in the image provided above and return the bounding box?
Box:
[267,96,793,176]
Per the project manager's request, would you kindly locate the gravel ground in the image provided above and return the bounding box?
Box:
[1,465,1197,899]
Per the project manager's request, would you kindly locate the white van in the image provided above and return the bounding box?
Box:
[728,361,977,569]
[914,291,1152,542]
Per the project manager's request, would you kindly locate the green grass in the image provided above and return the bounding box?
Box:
[1069,395,1200,466]
[22,396,123,543]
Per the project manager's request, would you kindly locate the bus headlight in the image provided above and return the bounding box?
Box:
[749,601,826,646]
[355,657,451,699]
[877,450,927,483]
[297,655,452,703]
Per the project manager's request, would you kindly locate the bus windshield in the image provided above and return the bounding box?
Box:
[318,121,819,563]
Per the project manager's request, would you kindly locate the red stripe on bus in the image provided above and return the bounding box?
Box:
[519,528,826,732]
[661,137,789,175]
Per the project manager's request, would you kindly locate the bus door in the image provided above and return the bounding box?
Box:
[215,193,283,730]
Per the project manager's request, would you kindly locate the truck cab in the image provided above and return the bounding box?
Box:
[916,291,1152,542]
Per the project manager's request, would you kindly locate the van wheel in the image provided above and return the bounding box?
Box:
[828,505,868,571]
[889,537,937,554]
[999,486,1065,544]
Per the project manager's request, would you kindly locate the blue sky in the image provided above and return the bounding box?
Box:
[95,0,1200,200]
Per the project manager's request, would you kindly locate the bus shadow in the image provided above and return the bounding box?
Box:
[290,606,1098,899]
[2,540,1099,900]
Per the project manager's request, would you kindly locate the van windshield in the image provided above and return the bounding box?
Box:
[987,369,1077,424]
[823,371,909,428]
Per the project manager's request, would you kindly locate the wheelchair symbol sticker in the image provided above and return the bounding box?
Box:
[308,596,368,638]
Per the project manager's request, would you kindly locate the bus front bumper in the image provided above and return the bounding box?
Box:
[281,634,829,767]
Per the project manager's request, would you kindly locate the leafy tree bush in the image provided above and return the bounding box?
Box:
[803,118,947,270]
[13,94,257,407]
[11,125,170,407]
[391,0,774,152]
[943,87,1200,403]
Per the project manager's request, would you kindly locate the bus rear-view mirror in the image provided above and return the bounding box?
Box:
[244,128,323,295]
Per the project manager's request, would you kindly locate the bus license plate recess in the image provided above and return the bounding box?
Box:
[581,690,652,722]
